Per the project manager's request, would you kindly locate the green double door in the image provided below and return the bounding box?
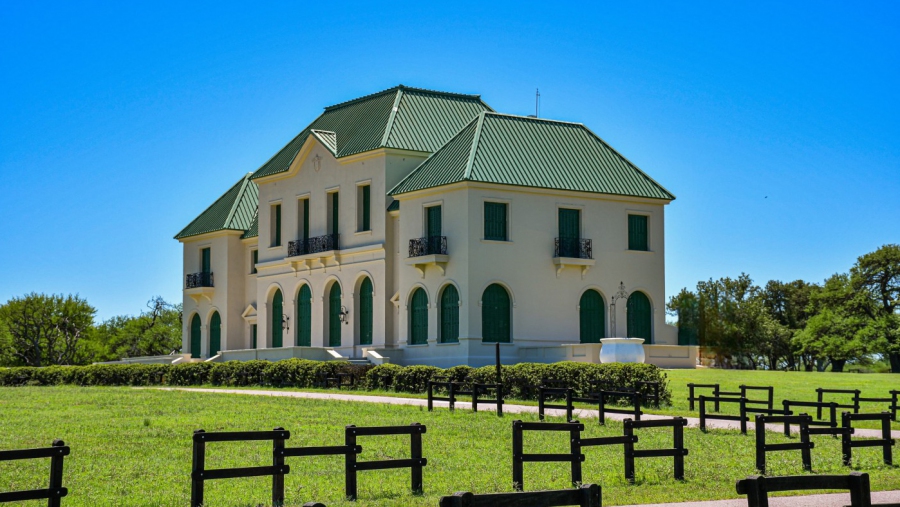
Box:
[190,315,201,358]
[359,278,373,346]
[329,284,342,347]
[558,208,580,257]
[296,285,311,347]
[209,312,221,355]
[272,290,283,348]
[627,292,652,342]
[579,290,605,343]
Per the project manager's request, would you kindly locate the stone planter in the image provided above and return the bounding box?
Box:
[599,338,646,364]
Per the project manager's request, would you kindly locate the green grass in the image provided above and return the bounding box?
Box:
[0,387,898,507]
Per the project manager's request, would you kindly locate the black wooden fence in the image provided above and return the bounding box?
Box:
[754,414,814,474]
[427,378,503,415]
[623,417,688,483]
[687,383,773,412]
[842,412,895,466]
[0,440,69,507]
[698,395,749,434]
[512,420,584,491]
[440,484,601,507]
[344,423,427,500]
[736,472,872,507]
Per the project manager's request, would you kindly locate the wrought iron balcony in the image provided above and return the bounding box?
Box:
[555,238,593,259]
[409,236,447,257]
[289,234,339,257]
[186,272,214,288]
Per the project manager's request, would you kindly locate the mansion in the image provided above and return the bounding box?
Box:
[174,85,697,368]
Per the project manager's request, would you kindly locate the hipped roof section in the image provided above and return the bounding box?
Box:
[250,85,493,180]
[174,173,259,240]
[389,112,675,200]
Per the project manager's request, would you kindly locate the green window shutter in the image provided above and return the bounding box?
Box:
[251,324,257,349]
[440,285,460,343]
[627,291,652,342]
[410,288,428,345]
[329,283,342,347]
[201,248,211,273]
[628,215,648,251]
[190,314,201,358]
[426,205,442,238]
[297,285,312,346]
[274,204,282,247]
[579,290,605,343]
[332,193,339,236]
[272,290,283,348]
[209,312,221,355]
[251,250,258,274]
[303,199,310,241]
[484,202,507,240]
[362,186,371,232]
[359,278,373,345]
[482,284,510,343]
[558,209,580,257]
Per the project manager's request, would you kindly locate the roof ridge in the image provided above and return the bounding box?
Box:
[380,87,405,147]
[483,111,584,127]
[222,174,252,228]
[323,86,401,111]
[324,84,484,111]
[464,112,487,180]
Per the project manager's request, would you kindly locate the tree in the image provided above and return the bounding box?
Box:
[761,280,816,370]
[850,244,900,372]
[794,273,869,372]
[89,297,182,362]
[0,293,95,366]
[666,288,699,346]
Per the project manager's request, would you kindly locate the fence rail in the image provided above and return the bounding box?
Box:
[0,440,69,507]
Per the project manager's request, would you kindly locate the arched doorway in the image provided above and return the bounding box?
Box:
[579,290,605,343]
[358,278,373,346]
[328,283,342,347]
[482,284,510,343]
[439,285,459,343]
[409,288,428,345]
[296,285,311,347]
[209,311,221,355]
[627,291,652,342]
[190,314,201,358]
[271,289,283,348]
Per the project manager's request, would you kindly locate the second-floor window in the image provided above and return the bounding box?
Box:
[358,184,371,232]
[327,192,339,237]
[271,204,282,247]
[484,202,508,241]
[201,247,211,273]
[298,198,309,242]
[628,214,649,251]
[250,249,258,274]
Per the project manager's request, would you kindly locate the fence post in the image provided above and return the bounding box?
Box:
[882,412,893,466]
[713,384,720,412]
[191,430,206,507]
[47,439,67,507]
[842,412,852,466]
[273,427,286,507]
[598,391,606,425]
[410,423,424,494]
[739,397,748,435]
[800,415,813,472]
[427,382,434,411]
[848,471,870,507]
[624,419,635,483]
[345,425,358,500]
[512,421,524,491]
[688,384,695,411]
[755,415,765,473]
[634,392,643,421]
[783,400,791,437]
[566,389,573,422]
[699,396,707,432]
[817,388,824,420]
[570,423,582,487]
[448,382,456,412]
[674,418,685,480]
[538,390,545,421]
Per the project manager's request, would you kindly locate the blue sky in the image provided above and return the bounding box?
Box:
[1,1,898,321]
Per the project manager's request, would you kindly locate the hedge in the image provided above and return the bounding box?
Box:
[0,360,671,405]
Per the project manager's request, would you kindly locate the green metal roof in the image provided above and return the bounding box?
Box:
[390,112,675,200]
[175,173,259,240]
[241,213,259,239]
[386,200,400,212]
[250,85,492,180]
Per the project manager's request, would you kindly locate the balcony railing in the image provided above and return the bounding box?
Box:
[288,234,340,257]
[186,272,214,288]
[555,238,592,259]
[409,236,447,257]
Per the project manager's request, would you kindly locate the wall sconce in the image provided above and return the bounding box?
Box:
[281,314,290,331]
[338,305,349,325]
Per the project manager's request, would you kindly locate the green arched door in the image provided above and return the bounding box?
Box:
[482,284,510,343]
[627,291,652,342]
[410,288,428,345]
[329,283,342,347]
[359,278,373,345]
[579,290,605,343]
[190,314,201,358]
[440,285,459,343]
[272,289,283,348]
[209,312,221,355]
[296,285,311,347]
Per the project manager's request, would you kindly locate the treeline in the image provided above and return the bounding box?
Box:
[668,244,900,373]
[0,294,181,367]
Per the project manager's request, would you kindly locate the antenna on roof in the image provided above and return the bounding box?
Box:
[535,88,540,118]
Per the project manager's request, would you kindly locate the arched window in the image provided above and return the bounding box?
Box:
[439,285,459,343]
[209,311,222,355]
[409,288,428,345]
[271,289,283,348]
[627,291,652,342]
[579,290,605,343]
[482,284,510,343]
[190,314,201,358]
[328,283,342,347]
[359,278,373,346]
[296,285,311,347]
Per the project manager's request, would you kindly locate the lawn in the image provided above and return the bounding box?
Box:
[1,386,898,507]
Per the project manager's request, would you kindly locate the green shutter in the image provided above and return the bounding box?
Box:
[359,278,373,345]
[272,290,283,348]
[303,199,310,241]
[627,291,652,342]
[410,288,428,345]
[440,285,459,343]
[332,193,339,236]
[484,202,507,240]
[362,186,371,232]
[579,290,605,343]
[251,324,257,349]
[482,284,510,343]
[251,249,258,274]
[201,248,211,273]
[209,312,221,355]
[297,285,312,346]
[628,215,648,251]
[558,208,580,257]
[190,314,201,358]
[329,283,342,347]
[274,204,282,247]
[427,205,442,238]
